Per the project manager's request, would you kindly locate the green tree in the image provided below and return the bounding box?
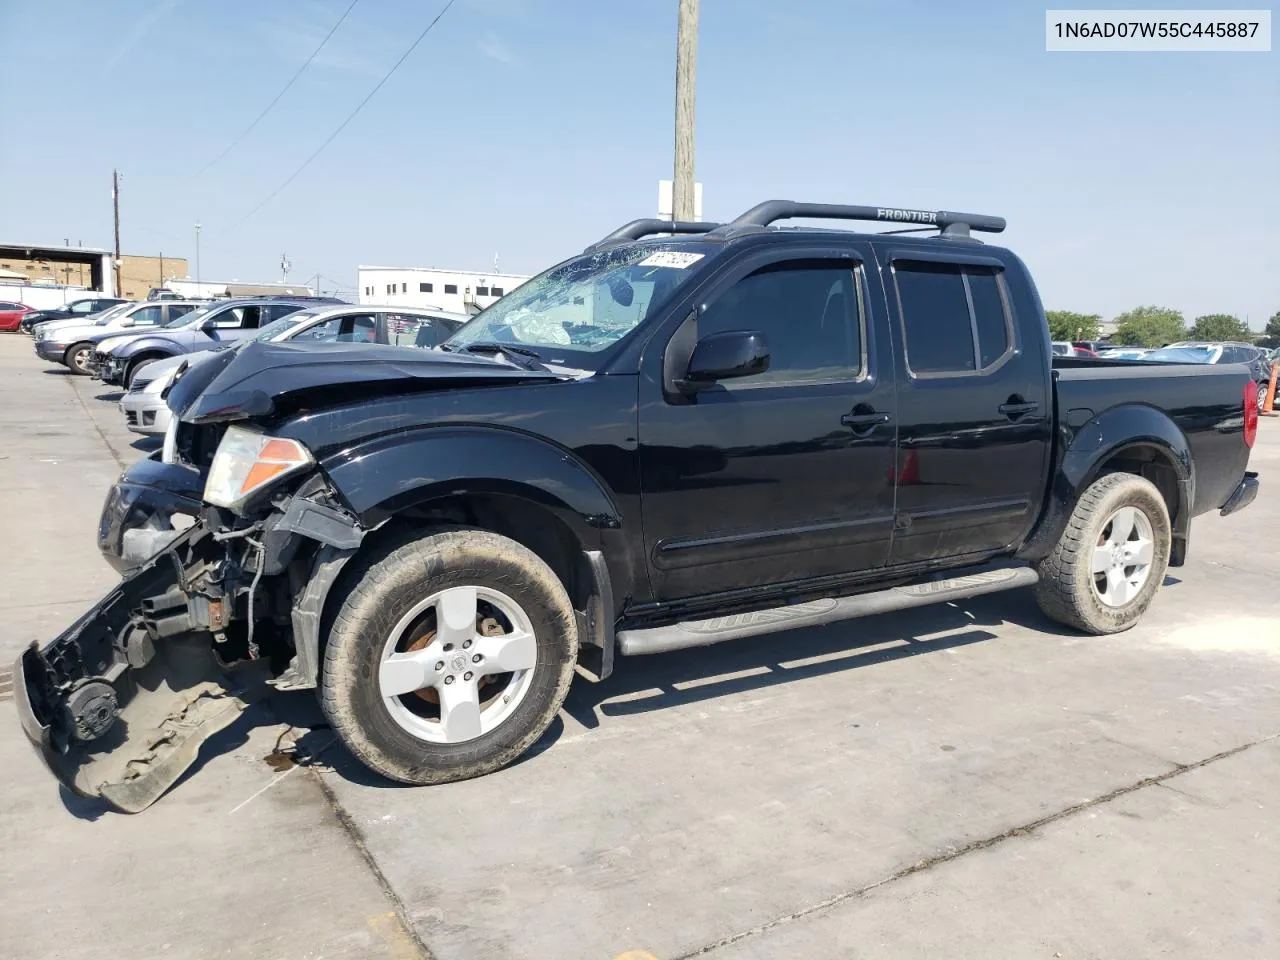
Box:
[1259,311,1280,349]
[1111,306,1186,347]
[1189,313,1250,341]
[1045,310,1101,342]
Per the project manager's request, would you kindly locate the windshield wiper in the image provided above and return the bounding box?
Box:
[446,342,548,371]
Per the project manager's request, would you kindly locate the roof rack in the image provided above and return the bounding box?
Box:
[712,201,1006,239]
[586,218,721,251]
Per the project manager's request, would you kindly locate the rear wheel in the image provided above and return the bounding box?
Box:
[64,342,94,375]
[1034,472,1171,634]
[321,529,578,785]
[1258,382,1269,412]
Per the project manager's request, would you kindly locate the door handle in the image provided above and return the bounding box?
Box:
[998,400,1039,418]
[841,410,891,430]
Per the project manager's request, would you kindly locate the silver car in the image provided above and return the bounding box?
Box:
[34,301,201,374]
[120,304,469,435]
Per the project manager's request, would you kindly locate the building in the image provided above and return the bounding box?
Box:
[357,266,530,314]
[159,278,316,299]
[0,243,188,300]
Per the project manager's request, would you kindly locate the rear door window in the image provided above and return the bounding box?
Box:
[128,305,164,327]
[893,260,1012,375]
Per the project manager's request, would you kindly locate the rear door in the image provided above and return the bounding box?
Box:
[638,241,898,601]
[881,250,1052,565]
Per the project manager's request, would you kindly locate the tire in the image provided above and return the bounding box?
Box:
[123,355,164,390]
[1258,382,1269,412]
[64,341,94,375]
[321,528,579,785]
[1034,472,1171,635]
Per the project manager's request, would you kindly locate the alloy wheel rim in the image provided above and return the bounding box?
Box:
[378,585,537,744]
[1090,505,1156,607]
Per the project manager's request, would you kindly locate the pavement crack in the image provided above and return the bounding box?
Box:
[307,767,437,960]
[673,733,1280,959]
[65,378,126,471]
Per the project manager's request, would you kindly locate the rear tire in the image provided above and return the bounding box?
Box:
[64,342,94,375]
[1034,472,1171,634]
[321,528,578,785]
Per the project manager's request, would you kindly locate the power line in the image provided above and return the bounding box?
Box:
[233,0,457,228]
[194,0,361,177]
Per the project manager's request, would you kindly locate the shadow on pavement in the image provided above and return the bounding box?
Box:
[131,436,163,452]
[94,391,125,402]
[58,583,1137,811]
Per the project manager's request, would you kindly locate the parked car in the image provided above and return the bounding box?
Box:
[18,297,129,333]
[1147,342,1272,410]
[0,300,34,332]
[90,295,345,387]
[1072,340,1108,355]
[1097,347,1153,360]
[13,199,1260,812]
[33,301,201,374]
[1051,341,1096,357]
[120,305,468,435]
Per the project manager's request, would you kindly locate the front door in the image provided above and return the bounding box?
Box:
[639,246,897,602]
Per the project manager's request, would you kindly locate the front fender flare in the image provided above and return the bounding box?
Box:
[320,425,624,538]
[1020,404,1194,565]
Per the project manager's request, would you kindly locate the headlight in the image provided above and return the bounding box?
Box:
[204,425,314,511]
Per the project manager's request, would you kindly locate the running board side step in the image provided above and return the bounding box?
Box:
[617,565,1039,656]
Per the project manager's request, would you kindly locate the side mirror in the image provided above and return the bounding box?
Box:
[679,330,770,391]
[119,318,135,328]
[199,316,219,332]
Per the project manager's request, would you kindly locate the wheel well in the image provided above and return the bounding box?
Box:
[127,352,170,376]
[1094,443,1182,526]
[357,494,593,613]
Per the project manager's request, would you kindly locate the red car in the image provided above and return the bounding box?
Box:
[0,300,34,332]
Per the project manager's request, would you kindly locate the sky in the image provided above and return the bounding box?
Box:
[1,0,1276,325]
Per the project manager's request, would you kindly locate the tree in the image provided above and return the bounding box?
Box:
[1045,310,1101,342]
[1259,311,1280,349]
[1111,306,1186,347]
[1189,313,1250,341]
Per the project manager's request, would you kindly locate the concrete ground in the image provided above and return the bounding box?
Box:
[1,331,1277,959]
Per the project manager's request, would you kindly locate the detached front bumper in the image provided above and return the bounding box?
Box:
[13,522,271,813]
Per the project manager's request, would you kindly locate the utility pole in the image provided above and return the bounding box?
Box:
[159,251,165,288]
[112,169,122,296]
[194,222,202,290]
[672,0,699,222]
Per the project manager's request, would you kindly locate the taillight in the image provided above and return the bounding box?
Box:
[1243,381,1258,448]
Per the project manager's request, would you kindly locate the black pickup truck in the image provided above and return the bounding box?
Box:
[15,200,1261,811]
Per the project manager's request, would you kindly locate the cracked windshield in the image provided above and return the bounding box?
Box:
[447,245,707,357]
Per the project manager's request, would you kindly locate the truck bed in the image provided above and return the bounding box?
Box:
[1053,358,1253,517]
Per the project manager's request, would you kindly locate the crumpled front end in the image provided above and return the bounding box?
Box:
[15,445,365,812]
[14,524,274,812]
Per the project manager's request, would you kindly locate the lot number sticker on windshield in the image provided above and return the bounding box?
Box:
[639,251,705,269]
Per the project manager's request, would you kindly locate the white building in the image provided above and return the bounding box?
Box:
[357,266,530,314]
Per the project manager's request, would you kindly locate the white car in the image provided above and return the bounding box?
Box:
[119,304,469,435]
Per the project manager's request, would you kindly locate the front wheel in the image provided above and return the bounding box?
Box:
[1034,472,1171,634]
[321,528,578,785]
[64,342,94,375]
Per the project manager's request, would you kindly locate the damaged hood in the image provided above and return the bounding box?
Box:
[167,340,568,424]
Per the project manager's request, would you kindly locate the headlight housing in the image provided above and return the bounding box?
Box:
[204,425,314,511]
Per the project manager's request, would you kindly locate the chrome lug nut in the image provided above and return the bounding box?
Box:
[435,661,444,671]
[464,671,473,681]
[443,675,455,685]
